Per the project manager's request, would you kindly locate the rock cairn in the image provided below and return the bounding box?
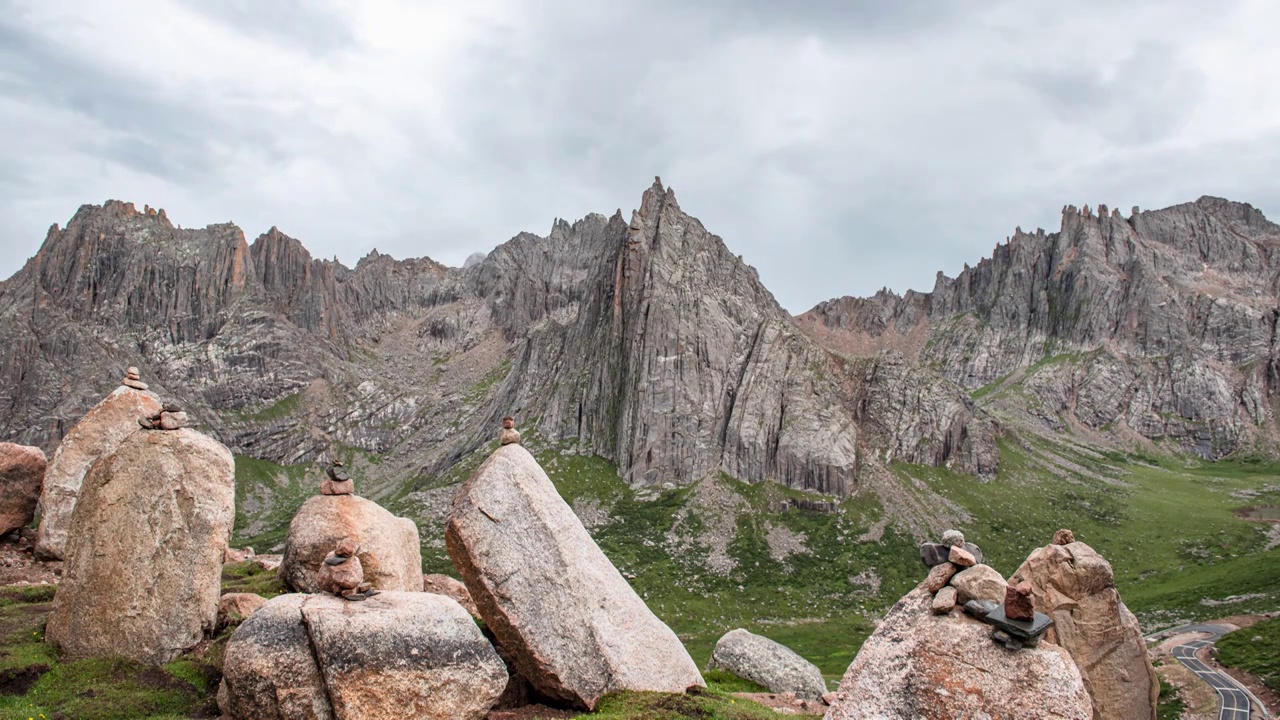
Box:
[320,460,354,495]
[499,416,521,446]
[919,528,1053,650]
[138,402,188,430]
[317,537,379,601]
[122,366,147,390]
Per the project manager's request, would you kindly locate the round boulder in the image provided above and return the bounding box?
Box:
[280,494,422,593]
[46,428,235,665]
[950,563,1009,605]
[0,443,47,536]
[706,628,826,700]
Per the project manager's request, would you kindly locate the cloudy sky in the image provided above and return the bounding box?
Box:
[2,1,1278,311]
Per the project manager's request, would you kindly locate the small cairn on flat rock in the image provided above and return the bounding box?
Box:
[920,529,1053,650]
[138,402,188,430]
[317,537,380,601]
[320,460,355,495]
[122,366,148,390]
[499,416,521,446]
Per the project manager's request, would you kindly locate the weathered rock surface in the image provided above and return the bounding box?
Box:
[706,628,826,700]
[1015,540,1158,720]
[825,585,1091,720]
[446,444,704,710]
[931,585,957,614]
[220,594,333,720]
[46,428,235,664]
[221,592,506,720]
[0,443,46,535]
[799,197,1280,459]
[923,561,957,592]
[423,573,479,619]
[280,494,421,593]
[950,563,1008,605]
[218,593,268,630]
[34,385,161,559]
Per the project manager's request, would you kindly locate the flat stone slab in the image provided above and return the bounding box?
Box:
[919,543,950,567]
[983,606,1054,641]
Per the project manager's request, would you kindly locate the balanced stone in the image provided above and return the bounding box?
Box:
[499,416,521,446]
[983,605,1054,648]
[1052,528,1075,545]
[320,461,354,495]
[948,544,977,567]
[931,586,958,614]
[919,542,950,567]
[963,542,984,564]
[924,562,957,592]
[1005,580,1035,621]
[317,537,377,601]
[940,529,965,547]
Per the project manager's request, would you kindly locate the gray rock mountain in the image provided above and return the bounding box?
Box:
[798,198,1280,458]
[0,180,991,505]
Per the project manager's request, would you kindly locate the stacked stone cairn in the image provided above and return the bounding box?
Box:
[320,459,355,495]
[317,536,380,601]
[138,402,188,430]
[122,366,147,390]
[499,416,521,445]
[919,529,1054,650]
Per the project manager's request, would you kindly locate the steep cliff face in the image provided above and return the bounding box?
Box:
[0,180,993,500]
[797,197,1280,458]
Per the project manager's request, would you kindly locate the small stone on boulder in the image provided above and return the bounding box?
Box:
[923,562,958,592]
[950,564,1008,605]
[963,541,984,564]
[919,542,950,567]
[940,529,965,547]
[931,586,958,614]
[948,544,977,567]
[423,573,480,620]
[1005,580,1035,621]
[281,494,421,593]
[0,443,46,536]
[1053,528,1076,545]
[706,628,826,700]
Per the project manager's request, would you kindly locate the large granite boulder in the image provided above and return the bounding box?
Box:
[707,628,826,700]
[35,384,161,559]
[445,444,704,710]
[825,585,1091,720]
[0,443,46,535]
[221,592,506,720]
[46,428,235,664]
[1014,540,1158,720]
[280,494,422,593]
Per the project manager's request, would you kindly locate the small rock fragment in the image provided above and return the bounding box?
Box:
[1052,528,1075,545]
[963,541,984,564]
[924,562,958,592]
[1005,580,1035,621]
[931,586,957,614]
[940,529,965,547]
[919,542,950,567]
[948,544,976,567]
[499,416,521,446]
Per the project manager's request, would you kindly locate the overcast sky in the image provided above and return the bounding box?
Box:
[2,1,1278,312]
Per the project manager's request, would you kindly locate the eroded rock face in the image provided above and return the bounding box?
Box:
[280,495,422,593]
[825,585,1091,720]
[46,428,235,664]
[706,628,826,700]
[34,385,161,559]
[1014,540,1158,720]
[221,592,506,720]
[0,443,46,535]
[446,444,704,710]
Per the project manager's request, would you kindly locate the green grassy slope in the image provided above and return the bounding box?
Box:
[1216,616,1280,695]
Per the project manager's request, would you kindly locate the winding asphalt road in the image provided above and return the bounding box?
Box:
[1167,623,1266,720]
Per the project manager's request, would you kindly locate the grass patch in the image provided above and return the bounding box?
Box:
[1155,676,1187,720]
[231,454,312,552]
[589,687,820,719]
[231,391,304,423]
[1216,616,1280,694]
[220,561,286,598]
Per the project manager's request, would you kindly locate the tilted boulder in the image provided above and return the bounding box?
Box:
[46,428,234,664]
[280,494,422,593]
[221,592,506,720]
[1014,539,1158,720]
[35,384,161,559]
[825,585,1091,720]
[220,594,332,720]
[706,628,826,700]
[0,443,46,535]
[445,444,704,710]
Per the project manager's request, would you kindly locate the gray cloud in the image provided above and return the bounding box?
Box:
[1,0,1277,312]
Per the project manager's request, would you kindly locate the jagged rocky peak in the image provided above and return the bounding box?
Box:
[797,195,1280,459]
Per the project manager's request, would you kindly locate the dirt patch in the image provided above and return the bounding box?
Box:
[486,705,577,720]
[0,664,48,695]
[648,694,712,718]
[1156,663,1217,720]
[0,531,61,586]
